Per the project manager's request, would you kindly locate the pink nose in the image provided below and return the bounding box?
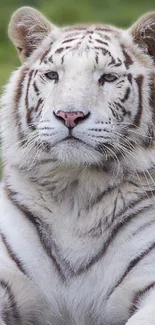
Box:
[54,110,89,128]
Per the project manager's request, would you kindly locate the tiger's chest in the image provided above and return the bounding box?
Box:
[27,221,134,325]
[1,189,155,325]
[38,206,155,325]
[27,218,138,325]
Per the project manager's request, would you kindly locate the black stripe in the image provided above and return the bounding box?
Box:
[122,49,133,69]
[95,39,109,46]
[14,68,28,144]
[86,30,94,35]
[130,282,155,315]
[40,43,53,63]
[131,219,155,236]
[96,33,111,41]
[26,98,43,129]
[0,280,20,325]
[114,58,122,67]
[26,107,35,129]
[48,55,54,63]
[107,243,155,299]
[95,53,99,64]
[55,46,71,54]
[120,87,131,103]
[61,55,65,64]
[33,70,38,77]
[95,46,107,51]
[133,75,143,127]
[1,233,26,276]
[105,50,115,65]
[127,73,132,84]
[25,70,34,109]
[33,81,40,96]
[35,98,43,111]
[114,102,128,116]
[14,68,28,110]
[109,105,117,118]
[62,38,76,44]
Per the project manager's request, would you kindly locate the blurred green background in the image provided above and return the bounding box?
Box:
[0,0,155,91]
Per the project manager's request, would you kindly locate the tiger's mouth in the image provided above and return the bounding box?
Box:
[56,134,98,151]
[62,135,83,143]
[59,136,117,158]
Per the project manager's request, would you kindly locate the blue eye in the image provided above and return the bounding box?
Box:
[45,71,59,81]
[99,74,118,85]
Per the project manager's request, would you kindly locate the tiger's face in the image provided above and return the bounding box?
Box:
[2,8,155,170]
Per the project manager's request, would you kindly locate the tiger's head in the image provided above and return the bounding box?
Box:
[2,7,155,174]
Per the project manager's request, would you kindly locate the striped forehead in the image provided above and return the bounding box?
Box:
[58,29,113,49]
[41,27,122,66]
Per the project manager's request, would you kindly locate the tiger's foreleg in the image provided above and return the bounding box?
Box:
[0,268,51,325]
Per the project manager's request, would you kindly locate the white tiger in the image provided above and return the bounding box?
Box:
[1,6,155,325]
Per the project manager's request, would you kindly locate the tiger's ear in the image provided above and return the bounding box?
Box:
[8,7,54,62]
[130,12,155,59]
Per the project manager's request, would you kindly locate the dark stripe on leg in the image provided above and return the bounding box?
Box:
[131,219,155,236]
[0,280,20,325]
[0,233,26,276]
[107,243,155,299]
[130,281,155,315]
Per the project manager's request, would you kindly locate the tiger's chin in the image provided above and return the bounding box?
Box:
[52,139,103,167]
